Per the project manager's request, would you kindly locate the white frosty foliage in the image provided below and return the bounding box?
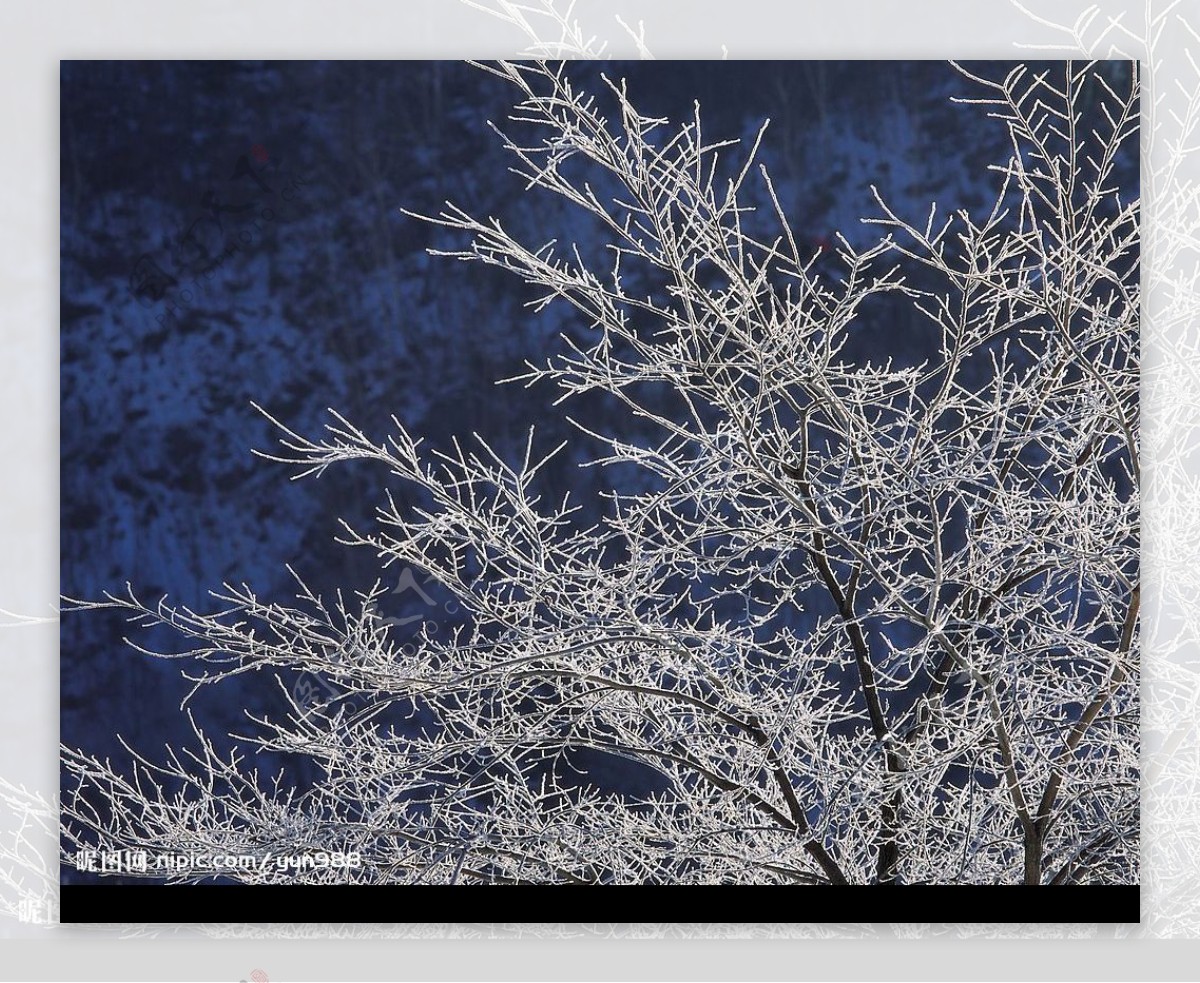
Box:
[1001,0,1200,941]
[0,778,56,926]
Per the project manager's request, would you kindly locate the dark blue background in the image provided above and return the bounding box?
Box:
[61,60,1129,883]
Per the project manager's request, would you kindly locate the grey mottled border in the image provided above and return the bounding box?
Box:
[0,0,1194,976]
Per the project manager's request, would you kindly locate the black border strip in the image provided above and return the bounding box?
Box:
[61,885,1139,924]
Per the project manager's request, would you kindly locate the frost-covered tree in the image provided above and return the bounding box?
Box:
[62,59,1139,887]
